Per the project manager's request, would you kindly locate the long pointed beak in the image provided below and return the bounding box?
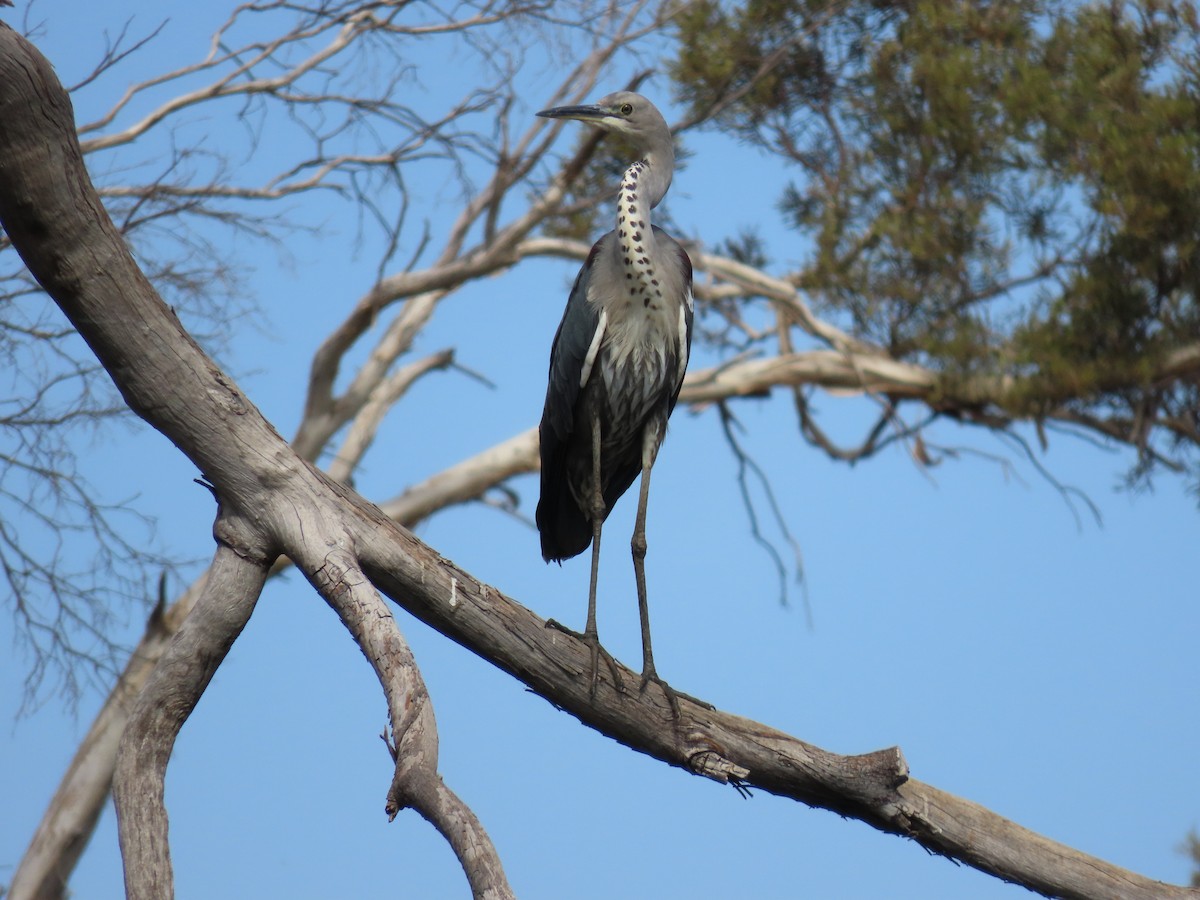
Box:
[536,103,608,122]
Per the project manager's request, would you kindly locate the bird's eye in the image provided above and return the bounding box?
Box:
[620,103,633,115]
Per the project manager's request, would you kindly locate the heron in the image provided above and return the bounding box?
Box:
[535,92,693,704]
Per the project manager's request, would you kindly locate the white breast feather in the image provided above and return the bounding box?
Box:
[579,309,607,388]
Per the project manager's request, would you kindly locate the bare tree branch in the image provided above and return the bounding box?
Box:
[112,534,268,900]
[294,512,513,899]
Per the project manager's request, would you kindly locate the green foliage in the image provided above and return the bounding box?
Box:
[671,0,1200,484]
[1019,6,1200,370]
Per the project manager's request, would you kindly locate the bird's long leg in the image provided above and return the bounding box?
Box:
[584,411,603,644]
[631,423,679,716]
[545,409,623,696]
[632,423,712,718]
[581,408,623,695]
[631,453,657,679]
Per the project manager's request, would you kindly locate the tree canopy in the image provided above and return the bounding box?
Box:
[673,0,1200,478]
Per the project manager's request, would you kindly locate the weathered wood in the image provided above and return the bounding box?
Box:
[112,539,268,900]
[0,23,515,900]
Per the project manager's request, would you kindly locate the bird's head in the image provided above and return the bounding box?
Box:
[536,91,669,143]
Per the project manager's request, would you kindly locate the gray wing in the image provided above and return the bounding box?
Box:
[535,234,609,562]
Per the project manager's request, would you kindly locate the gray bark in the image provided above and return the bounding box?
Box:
[113,538,269,900]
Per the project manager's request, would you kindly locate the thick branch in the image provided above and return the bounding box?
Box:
[343,491,1186,900]
[5,429,537,900]
[1,23,510,899]
[112,531,270,900]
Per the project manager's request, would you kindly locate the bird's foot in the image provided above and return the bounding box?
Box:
[638,666,681,719]
[638,665,714,719]
[545,619,625,698]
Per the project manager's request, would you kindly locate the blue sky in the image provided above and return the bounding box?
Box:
[3,2,1198,898]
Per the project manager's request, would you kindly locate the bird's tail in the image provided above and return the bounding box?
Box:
[535,479,593,562]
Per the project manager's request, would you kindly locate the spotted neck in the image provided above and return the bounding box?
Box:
[615,159,669,307]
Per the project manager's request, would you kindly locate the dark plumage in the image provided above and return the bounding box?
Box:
[536,230,692,561]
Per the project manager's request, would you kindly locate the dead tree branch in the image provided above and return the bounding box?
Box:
[112,536,269,900]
